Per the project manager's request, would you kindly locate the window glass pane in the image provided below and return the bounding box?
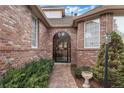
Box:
[32,16,38,48]
[113,16,124,42]
[84,19,100,48]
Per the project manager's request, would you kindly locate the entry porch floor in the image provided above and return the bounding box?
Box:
[48,63,78,88]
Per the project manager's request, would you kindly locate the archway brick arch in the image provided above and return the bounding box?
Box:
[48,28,77,64]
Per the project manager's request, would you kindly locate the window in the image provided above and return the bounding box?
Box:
[113,16,124,42]
[84,18,100,48]
[32,16,38,48]
[44,11,62,18]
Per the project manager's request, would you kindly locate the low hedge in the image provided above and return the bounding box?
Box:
[75,66,91,78]
[0,59,54,88]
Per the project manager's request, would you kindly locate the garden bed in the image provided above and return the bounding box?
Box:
[0,58,54,88]
[71,64,101,88]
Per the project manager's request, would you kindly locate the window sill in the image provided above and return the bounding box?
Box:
[77,48,99,51]
[31,47,38,49]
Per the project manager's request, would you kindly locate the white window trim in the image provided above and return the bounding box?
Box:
[113,16,124,31]
[31,15,38,48]
[113,16,124,43]
[84,18,100,48]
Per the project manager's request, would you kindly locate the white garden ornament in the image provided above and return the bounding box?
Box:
[82,71,93,88]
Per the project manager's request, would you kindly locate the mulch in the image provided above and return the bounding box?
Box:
[71,64,101,88]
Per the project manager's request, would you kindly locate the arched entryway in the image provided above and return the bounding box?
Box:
[53,32,71,63]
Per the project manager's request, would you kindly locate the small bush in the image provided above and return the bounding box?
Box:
[0,59,54,88]
[75,66,91,78]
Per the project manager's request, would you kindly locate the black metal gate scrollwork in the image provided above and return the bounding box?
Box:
[53,32,71,63]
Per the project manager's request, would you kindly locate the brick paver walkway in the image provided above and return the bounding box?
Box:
[48,63,78,88]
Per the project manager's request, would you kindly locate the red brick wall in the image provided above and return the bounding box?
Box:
[0,5,114,74]
[100,13,113,44]
[76,13,113,67]
[0,5,49,74]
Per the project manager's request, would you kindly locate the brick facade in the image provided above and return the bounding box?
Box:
[76,13,113,67]
[0,5,49,75]
[0,5,118,74]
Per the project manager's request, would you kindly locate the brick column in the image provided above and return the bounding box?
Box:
[77,22,84,49]
[100,13,113,44]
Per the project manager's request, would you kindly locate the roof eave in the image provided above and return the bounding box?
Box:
[73,5,124,27]
[28,5,51,28]
[73,10,111,27]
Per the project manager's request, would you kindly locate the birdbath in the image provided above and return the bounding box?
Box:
[82,71,93,88]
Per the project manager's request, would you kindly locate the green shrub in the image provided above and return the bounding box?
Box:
[112,53,124,88]
[0,59,54,88]
[75,66,91,78]
[92,32,124,87]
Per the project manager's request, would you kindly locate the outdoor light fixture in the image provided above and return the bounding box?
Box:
[104,32,111,88]
[105,33,111,44]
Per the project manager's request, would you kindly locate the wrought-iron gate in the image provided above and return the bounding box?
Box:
[53,32,71,63]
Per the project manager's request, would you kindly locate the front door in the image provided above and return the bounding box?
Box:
[53,32,71,63]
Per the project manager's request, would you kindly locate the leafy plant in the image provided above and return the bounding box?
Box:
[75,66,91,78]
[0,59,54,88]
